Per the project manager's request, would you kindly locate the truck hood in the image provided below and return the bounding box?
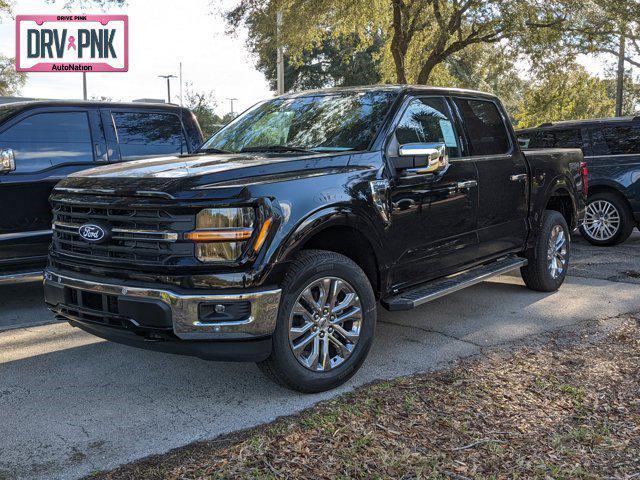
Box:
[73,152,348,181]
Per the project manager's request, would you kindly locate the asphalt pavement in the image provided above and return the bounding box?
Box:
[1,232,639,480]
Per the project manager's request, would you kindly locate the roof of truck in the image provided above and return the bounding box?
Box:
[278,84,499,100]
[517,115,640,133]
[0,99,191,111]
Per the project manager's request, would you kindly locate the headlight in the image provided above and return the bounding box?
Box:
[186,207,255,262]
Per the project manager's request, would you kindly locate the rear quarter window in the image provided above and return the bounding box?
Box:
[454,98,510,156]
[589,124,640,156]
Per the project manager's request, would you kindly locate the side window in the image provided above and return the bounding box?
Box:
[454,98,510,156]
[112,112,185,160]
[0,111,93,172]
[590,125,640,156]
[395,97,461,158]
[528,129,583,149]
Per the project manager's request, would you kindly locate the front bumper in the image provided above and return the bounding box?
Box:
[44,270,282,361]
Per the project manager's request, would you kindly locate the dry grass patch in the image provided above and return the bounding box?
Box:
[90,317,640,480]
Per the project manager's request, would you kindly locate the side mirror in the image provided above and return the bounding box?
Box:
[0,148,15,174]
[398,142,449,175]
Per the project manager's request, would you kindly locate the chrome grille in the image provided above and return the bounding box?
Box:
[51,197,195,267]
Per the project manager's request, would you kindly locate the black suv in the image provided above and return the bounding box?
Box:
[518,116,640,245]
[44,86,585,392]
[0,101,203,283]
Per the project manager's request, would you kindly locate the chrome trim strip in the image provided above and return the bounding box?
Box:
[0,271,43,285]
[0,229,52,241]
[53,187,175,199]
[44,271,282,340]
[52,221,178,242]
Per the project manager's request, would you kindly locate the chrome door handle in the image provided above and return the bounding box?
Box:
[510,174,527,182]
[457,180,477,189]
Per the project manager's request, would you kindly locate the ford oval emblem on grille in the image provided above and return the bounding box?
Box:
[78,224,106,243]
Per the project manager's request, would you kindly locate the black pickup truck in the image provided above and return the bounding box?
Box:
[0,101,203,284]
[44,86,586,392]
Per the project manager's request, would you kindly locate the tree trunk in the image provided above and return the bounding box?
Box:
[615,33,625,117]
[416,55,441,84]
[390,0,408,84]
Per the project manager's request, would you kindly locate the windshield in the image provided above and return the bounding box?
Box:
[0,105,20,124]
[201,91,398,154]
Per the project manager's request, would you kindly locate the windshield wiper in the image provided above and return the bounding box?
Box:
[239,145,317,154]
[196,147,231,154]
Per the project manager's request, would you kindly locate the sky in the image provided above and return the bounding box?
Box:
[0,0,616,117]
[0,0,273,116]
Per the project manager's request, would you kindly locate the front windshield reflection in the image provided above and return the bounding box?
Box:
[202,91,398,154]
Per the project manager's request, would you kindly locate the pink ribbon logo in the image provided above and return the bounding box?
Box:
[67,35,77,50]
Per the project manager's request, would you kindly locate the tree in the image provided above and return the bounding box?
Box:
[514,63,615,128]
[0,55,26,96]
[226,0,559,85]
[183,83,225,138]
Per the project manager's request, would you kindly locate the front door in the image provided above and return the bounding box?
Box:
[452,97,528,259]
[386,96,479,291]
[0,108,101,268]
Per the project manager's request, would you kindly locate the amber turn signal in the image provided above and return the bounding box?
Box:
[185,228,253,242]
[253,217,273,252]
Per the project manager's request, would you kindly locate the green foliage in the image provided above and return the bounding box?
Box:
[514,63,615,128]
[183,83,225,138]
[0,55,26,96]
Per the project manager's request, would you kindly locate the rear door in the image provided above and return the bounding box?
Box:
[452,96,528,259]
[108,109,188,161]
[0,107,101,266]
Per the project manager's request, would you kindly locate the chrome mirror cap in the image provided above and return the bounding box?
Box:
[0,148,15,174]
[398,142,449,174]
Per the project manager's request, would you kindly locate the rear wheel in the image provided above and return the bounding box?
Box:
[580,192,634,246]
[521,210,570,292]
[258,250,376,393]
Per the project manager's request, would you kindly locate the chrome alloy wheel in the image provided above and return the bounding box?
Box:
[288,277,362,372]
[583,200,621,241]
[547,225,568,279]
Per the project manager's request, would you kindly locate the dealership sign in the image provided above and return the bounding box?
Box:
[15,15,128,72]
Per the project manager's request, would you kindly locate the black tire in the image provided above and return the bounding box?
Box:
[257,250,376,393]
[521,210,570,292]
[579,192,634,246]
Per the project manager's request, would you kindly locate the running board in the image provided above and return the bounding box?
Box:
[381,256,527,311]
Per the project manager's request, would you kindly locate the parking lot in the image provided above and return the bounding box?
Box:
[1,232,639,480]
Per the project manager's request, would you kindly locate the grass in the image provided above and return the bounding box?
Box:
[88,316,640,480]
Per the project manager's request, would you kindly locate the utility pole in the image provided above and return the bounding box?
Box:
[615,33,626,117]
[227,97,238,117]
[276,11,285,95]
[82,72,87,100]
[158,74,177,103]
[179,62,183,107]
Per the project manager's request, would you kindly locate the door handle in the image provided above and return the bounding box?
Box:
[510,174,527,182]
[457,180,477,189]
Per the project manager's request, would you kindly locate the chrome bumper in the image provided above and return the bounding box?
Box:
[44,271,282,340]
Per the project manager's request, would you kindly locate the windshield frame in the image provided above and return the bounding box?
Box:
[200,90,401,155]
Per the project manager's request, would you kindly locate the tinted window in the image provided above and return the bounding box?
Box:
[0,111,93,172]
[395,97,461,157]
[528,129,583,149]
[589,125,640,156]
[113,112,185,160]
[454,98,510,155]
[202,91,397,153]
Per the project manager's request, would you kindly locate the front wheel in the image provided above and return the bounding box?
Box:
[258,250,376,393]
[521,210,570,292]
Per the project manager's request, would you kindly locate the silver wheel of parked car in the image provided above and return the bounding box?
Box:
[288,276,362,372]
[582,200,621,242]
[547,225,568,279]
